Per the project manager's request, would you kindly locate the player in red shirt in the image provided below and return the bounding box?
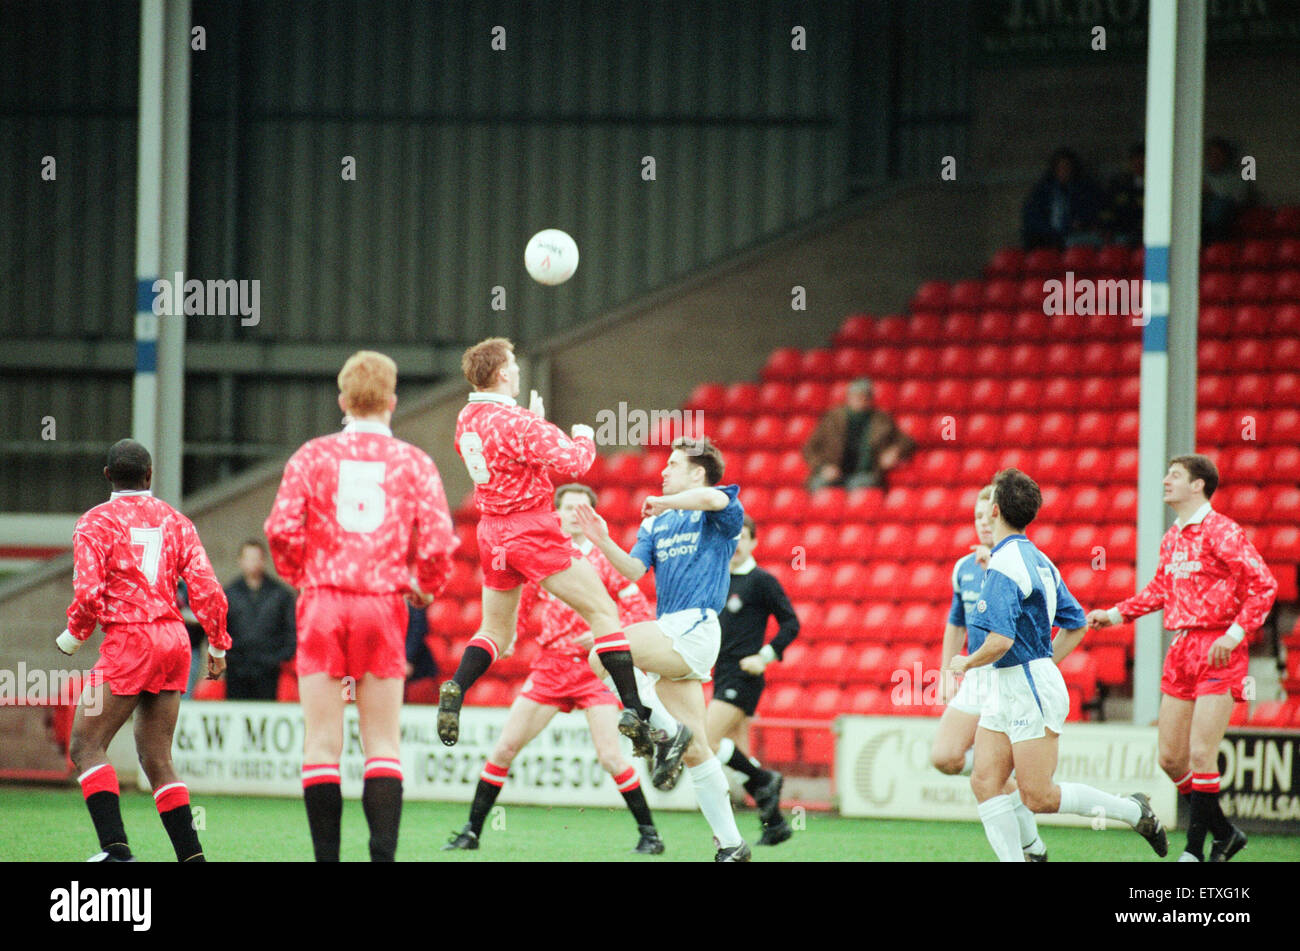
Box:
[265,351,458,861]
[1087,454,1277,862]
[56,439,230,862]
[440,337,655,750]
[443,483,665,854]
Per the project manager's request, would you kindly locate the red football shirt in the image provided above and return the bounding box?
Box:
[518,538,654,658]
[264,421,458,596]
[1115,504,1277,635]
[454,393,596,517]
[66,490,231,650]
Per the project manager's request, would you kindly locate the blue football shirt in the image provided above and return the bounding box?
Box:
[966,534,1087,669]
[946,552,987,653]
[629,484,744,616]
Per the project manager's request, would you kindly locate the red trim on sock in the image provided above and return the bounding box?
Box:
[302,763,342,789]
[1174,771,1194,795]
[593,631,630,654]
[364,757,403,781]
[468,634,500,663]
[614,766,640,792]
[1192,772,1220,794]
[153,782,190,813]
[78,763,119,799]
[481,761,509,787]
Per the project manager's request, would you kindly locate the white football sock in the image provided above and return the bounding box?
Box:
[1007,789,1046,855]
[961,749,975,777]
[688,757,743,849]
[716,737,735,764]
[1057,782,1142,825]
[977,794,1024,862]
[633,667,678,734]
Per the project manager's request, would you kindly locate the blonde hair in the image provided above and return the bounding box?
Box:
[338,350,397,415]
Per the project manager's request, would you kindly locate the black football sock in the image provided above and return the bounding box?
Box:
[159,806,204,862]
[1203,791,1234,840]
[596,648,651,721]
[453,645,495,692]
[85,792,131,858]
[468,774,505,837]
[362,776,403,862]
[728,748,766,783]
[303,781,343,862]
[620,786,655,828]
[1185,794,1211,859]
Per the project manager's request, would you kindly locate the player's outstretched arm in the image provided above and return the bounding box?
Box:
[642,486,728,517]
[574,502,648,583]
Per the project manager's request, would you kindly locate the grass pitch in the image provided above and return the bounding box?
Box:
[4,785,1298,862]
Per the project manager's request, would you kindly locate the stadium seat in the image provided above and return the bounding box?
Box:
[847,685,891,715]
[985,247,1025,279]
[1074,412,1115,447]
[1231,304,1269,338]
[1092,645,1128,686]
[942,311,980,340]
[1269,487,1300,524]
[1197,373,1232,408]
[758,523,800,564]
[782,414,816,450]
[684,382,726,413]
[765,645,808,684]
[1095,244,1129,274]
[1201,242,1237,271]
[761,347,804,382]
[1023,248,1062,276]
[909,311,945,344]
[798,350,835,380]
[713,416,752,449]
[742,486,772,522]
[822,601,862,642]
[791,381,832,415]
[1061,245,1098,275]
[1040,377,1080,409]
[829,562,871,601]
[769,486,806,523]
[787,564,830,602]
[755,383,795,416]
[911,280,951,312]
[807,642,850,683]
[950,279,985,311]
[1059,650,1099,703]
[1276,239,1300,269]
[835,347,875,379]
[1236,272,1276,304]
[722,382,760,414]
[1247,701,1291,727]
[832,314,875,346]
[842,487,883,522]
[1103,564,1137,603]
[982,279,1021,311]
[1199,304,1233,338]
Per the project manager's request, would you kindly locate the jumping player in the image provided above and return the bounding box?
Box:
[949,468,1168,862]
[57,439,229,862]
[265,351,458,861]
[707,514,799,846]
[1086,454,1276,862]
[444,483,664,854]
[441,337,653,750]
[576,436,753,861]
[932,484,1048,860]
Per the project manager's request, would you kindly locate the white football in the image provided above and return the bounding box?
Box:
[524,229,579,285]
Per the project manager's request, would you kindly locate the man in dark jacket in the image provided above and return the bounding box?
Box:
[802,377,916,491]
[1021,147,1102,249]
[224,539,296,700]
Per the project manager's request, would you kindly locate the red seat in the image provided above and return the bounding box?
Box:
[769,486,806,523]
[1059,649,1099,703]
[823,601,864,642]
[911,280,951,312]
[1197,373,1232,408]
[1200,272,1235,305]
[843,487,884,522]
[1221,485,1269,524]
[1064,564,1100,604]
[1103,564,1137,603]
[943,311,980,339]
[985,247,1025,279]
[742,486,772,523]
[761,348,803,381]
[1235,272,1275,304]
[1040,377,1081,409]
[829,563,871,600]
[950,280,985,311]
[807,487,846,522]
[1096,244,1129,274]
[1075,412,1114,446]
[966,378,1005,411]
[766,644,809,684]
[1062,245,1099,275]
[868,562,904,601]
[1024,248,1062,276]
[832,314,875,346]
[983,280,1021,311]
[758,523,799,565]
[790,381,832,415]
[1201,242,1237,271]
[1108,487,1138,523]
[807,686,845,720]
[1269,487,1300,524]
[796,349,834,380]
[847,685,891,715]
[1092,645,1128,686]
[908,311,945,344]
[1234,207,1273,237]
[833,348,874,380]
[755,382,795,416]
[1276,239,1300,269]
[684,382,726,413]
[713,416,751,450]
[894,379,934,412]
[722,382,760,414]
[1200,304,1234,338]
[1248,700,1291,727]
[1068,485,1105,523]
[807,642,851,683]
[1039,412,1074,445]
[774,450,808,486]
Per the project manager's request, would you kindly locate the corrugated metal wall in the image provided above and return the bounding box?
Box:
[1,0,973,511]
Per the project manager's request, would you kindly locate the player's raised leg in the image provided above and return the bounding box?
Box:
[69,684,140,862]
[134,690,206,861]
[356,672,405,861]
[439,584,522,745]
[445,695,559,849]
[300,671,347,861]
[1187,692,1243,862]
[586,703,664,854]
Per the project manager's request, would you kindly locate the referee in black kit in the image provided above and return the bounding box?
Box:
[707,515,800,845]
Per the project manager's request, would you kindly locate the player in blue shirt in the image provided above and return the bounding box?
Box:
[577,436,751,862]
[949,468,1168,861]
[931,484,1048,860]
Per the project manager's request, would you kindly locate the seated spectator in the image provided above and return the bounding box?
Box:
[404,602,440,703]
[1099,142,1145,246]
[1021,147,1102,250]
[223,539,297,701]
[1202,136,1252,243]
[802,377,915,491]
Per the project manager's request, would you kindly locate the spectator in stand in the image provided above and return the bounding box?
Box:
[1202,137,1253,243]
[1021,147,1102,250]
[1099,142,1145,246]
[404,602,439,702]
[802,377,916,491]
[223,539,297,700]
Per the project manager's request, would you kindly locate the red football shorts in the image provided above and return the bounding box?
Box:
[521,651,619,714]
[296,588,409,681]
[477,509,578,591]
[88,620,191,696]
[1161,627,1250,702]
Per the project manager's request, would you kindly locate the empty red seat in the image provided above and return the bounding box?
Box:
[1236,272,1275,304]
[807,487,846,522]
[1234,206,1274,237]
[1200,272,1235,305]
[868,562,904,600]
[847,685,891,715]
[1276,239,1300,269]
[1040,377,1081,409]
[1197,373,1232,408]
[1248,700,1291,727]
[1269,487,1300,524]
[1092,645,1128,686]
[843,487,884,522]
[1059,649,1099,703]
[1199,304,1233,338]
[1096,244,1129,274]
[986,247,1025,279]
[832,314,875,346]
[983,280,1021,311]
[1024,248,1062,276]
[755,382,795,416]
[829,563,871,600]
[757,522,799,562]
[1201,242,1237,271]
[950,279,985,311]
[807,642,851,683]
[1221,485,1269,523]
[833,348,874,379]
[1108,487,1137,523]
[807,686,845,720]
[908,311,945,344]
[912,281,951,312]
[761,348,803,381]
[684,382,726,413]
